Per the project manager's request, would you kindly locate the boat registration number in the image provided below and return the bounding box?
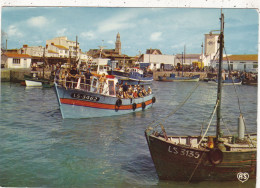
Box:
[71,93,100,102]
[168,146,200,159]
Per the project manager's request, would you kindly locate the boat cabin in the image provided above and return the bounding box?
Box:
[89,75,118,96]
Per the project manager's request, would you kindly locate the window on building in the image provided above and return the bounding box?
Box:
[13,58,20,64]
[253,63,258,69]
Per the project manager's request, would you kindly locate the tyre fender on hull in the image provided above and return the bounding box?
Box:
[142,102,146,110]
[152,97,156,103]
[116,99,122,107]
[208,148,223,165]
[132,103,137,111]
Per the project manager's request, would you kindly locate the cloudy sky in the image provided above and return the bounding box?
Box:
[1,7,258,56]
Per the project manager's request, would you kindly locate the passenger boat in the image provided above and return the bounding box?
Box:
[54,72,156,119]
[145,13,256,182]
[158,73,200,82]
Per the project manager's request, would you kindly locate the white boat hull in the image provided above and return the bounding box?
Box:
[25,80,42,87]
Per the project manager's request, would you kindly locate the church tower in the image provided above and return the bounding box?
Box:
[115,32,122,55]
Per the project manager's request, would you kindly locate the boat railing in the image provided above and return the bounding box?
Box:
[56,78,110,95]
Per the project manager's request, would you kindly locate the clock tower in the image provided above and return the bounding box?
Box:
[204,33,219,57]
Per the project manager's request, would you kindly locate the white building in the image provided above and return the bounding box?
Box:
[139,53,175,70]
[19,45,45,57]
[211,54,258,72]
[46,36,79,58]
[174,54,202,66]
[1,53,32,68]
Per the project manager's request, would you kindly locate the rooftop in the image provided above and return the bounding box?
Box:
[3,53,31,58]
[53,45,69,50]
[223,54,258,61]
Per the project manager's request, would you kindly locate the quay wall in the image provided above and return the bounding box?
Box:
[153,71,207,80]
[1,68,52,83]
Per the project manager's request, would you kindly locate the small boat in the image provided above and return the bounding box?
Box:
[24,72,54,87]
[24,49,54,88]
[108,67,153,85]
[145,13,256,182]
[207,78,242,85]
[158,73,200,82]
[54,73,156,119]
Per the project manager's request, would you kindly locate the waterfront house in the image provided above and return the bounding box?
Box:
[1,53,31,69]
[46,36,79,59]
[212,54,258,72]
[174,54,202,67]
[138,49,175,71]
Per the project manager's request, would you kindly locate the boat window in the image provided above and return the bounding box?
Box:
[108,80,115,96]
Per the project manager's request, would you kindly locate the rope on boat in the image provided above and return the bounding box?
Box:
[197,100,219,146]
[224,48,254,147]
[151,82,200,129]
[187,151,206,183]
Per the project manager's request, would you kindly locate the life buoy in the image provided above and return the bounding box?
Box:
[116,99,122,107]
[152,97,156,103]
[142,102,146,110]
[208,148,223,165]
[132,103,137,111]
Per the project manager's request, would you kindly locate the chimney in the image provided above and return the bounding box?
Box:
[23,44,28,48]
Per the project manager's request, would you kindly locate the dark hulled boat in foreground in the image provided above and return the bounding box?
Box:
[145,13,256,182]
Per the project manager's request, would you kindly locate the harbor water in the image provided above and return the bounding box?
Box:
[0,81,257,187]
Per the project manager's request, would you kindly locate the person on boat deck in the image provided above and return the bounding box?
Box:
[84,69,92,91]
[61,70,68,88]
[141,85,148,96]
[117,86,123,98]
[127,86,133,98]
[98,73,106,93]
[68,66,79,88]
[133,88,138,98]
[122,83,129,97]
[137,85,143,97]
[147,86,152,95]
[115,82,119,96]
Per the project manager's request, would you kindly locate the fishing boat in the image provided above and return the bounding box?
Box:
[54,71,156,118]
[145,13,256,182]
[108,67,153,85]
[207,78,242,85]
[158,73,200,82]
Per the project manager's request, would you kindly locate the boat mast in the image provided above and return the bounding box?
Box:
[216,13,224,141]
[43,48,45,79]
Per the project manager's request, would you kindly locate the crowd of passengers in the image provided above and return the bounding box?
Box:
[56,66,152,98]
[116,83,152,99]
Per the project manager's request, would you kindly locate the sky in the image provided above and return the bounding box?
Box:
[1,7,259,56]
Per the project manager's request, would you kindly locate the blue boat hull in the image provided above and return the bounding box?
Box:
[54,83,155,118]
